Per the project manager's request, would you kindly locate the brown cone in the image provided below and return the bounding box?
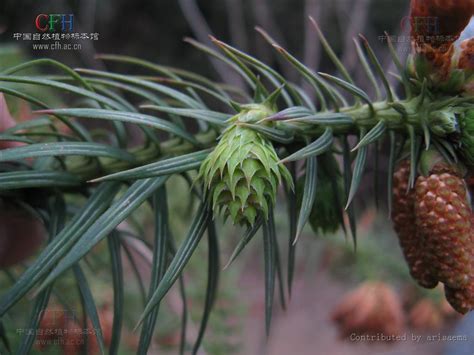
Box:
[444,216,474,314]
[415,164,472,290]
[331,282,404,339]
[392,161,438,288]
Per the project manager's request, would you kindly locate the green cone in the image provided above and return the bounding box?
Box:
[198,104,293,226]
[297,154,344,234]
[428,109,459,136]
[458,109,474,167]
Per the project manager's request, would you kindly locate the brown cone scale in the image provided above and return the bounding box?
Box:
[415,164,472,290]
[444,216,474,314]
[392,161,438,289]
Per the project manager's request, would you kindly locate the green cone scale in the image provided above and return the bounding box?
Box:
[198,104,293,226]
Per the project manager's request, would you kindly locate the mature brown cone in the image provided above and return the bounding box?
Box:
[392,161,438,289]
[415,164,472,289]
[410,0,474,76]
[331,282,405,339]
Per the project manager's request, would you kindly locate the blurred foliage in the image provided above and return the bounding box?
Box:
[0,176,245,354]
[0,46,61,113]
[1,1,459,353]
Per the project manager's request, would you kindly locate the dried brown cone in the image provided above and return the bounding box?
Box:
[415,163,472,290]
[331,282,405,339]
[392,160,438,289]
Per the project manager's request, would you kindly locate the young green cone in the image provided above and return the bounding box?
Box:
[198,104,293,226]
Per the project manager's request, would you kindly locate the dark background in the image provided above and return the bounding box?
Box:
[0,0,408,88]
